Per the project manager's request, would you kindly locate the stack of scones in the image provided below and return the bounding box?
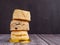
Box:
[9,9,31,43]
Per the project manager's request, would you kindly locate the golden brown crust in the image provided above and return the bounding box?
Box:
[9,38,30,43]
[10,30,29,31]
[12,19,31,22]
[12,9,31,21]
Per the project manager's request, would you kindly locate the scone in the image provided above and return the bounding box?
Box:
[12,9,31,21]
[10,20,29,31]
[11,31,29,40]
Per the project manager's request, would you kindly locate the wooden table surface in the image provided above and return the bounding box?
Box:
[0,34,60,45]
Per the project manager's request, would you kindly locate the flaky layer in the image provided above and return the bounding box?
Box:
[13,9,31,21]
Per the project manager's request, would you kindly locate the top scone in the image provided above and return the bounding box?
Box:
[12,9,31,21]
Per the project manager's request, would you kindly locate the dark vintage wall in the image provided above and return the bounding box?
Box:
[0,0,60,34]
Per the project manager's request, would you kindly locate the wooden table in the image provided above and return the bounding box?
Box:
[0,34,60,45]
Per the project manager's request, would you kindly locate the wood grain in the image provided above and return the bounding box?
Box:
[0,34,60,45]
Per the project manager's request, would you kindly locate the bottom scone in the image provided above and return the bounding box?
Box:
[9,31,30,43]
[9,38,30,43]
[10,31,29,40]
[9,39,30,43]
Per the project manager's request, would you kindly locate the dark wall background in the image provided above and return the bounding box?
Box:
[0,0,60,34]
